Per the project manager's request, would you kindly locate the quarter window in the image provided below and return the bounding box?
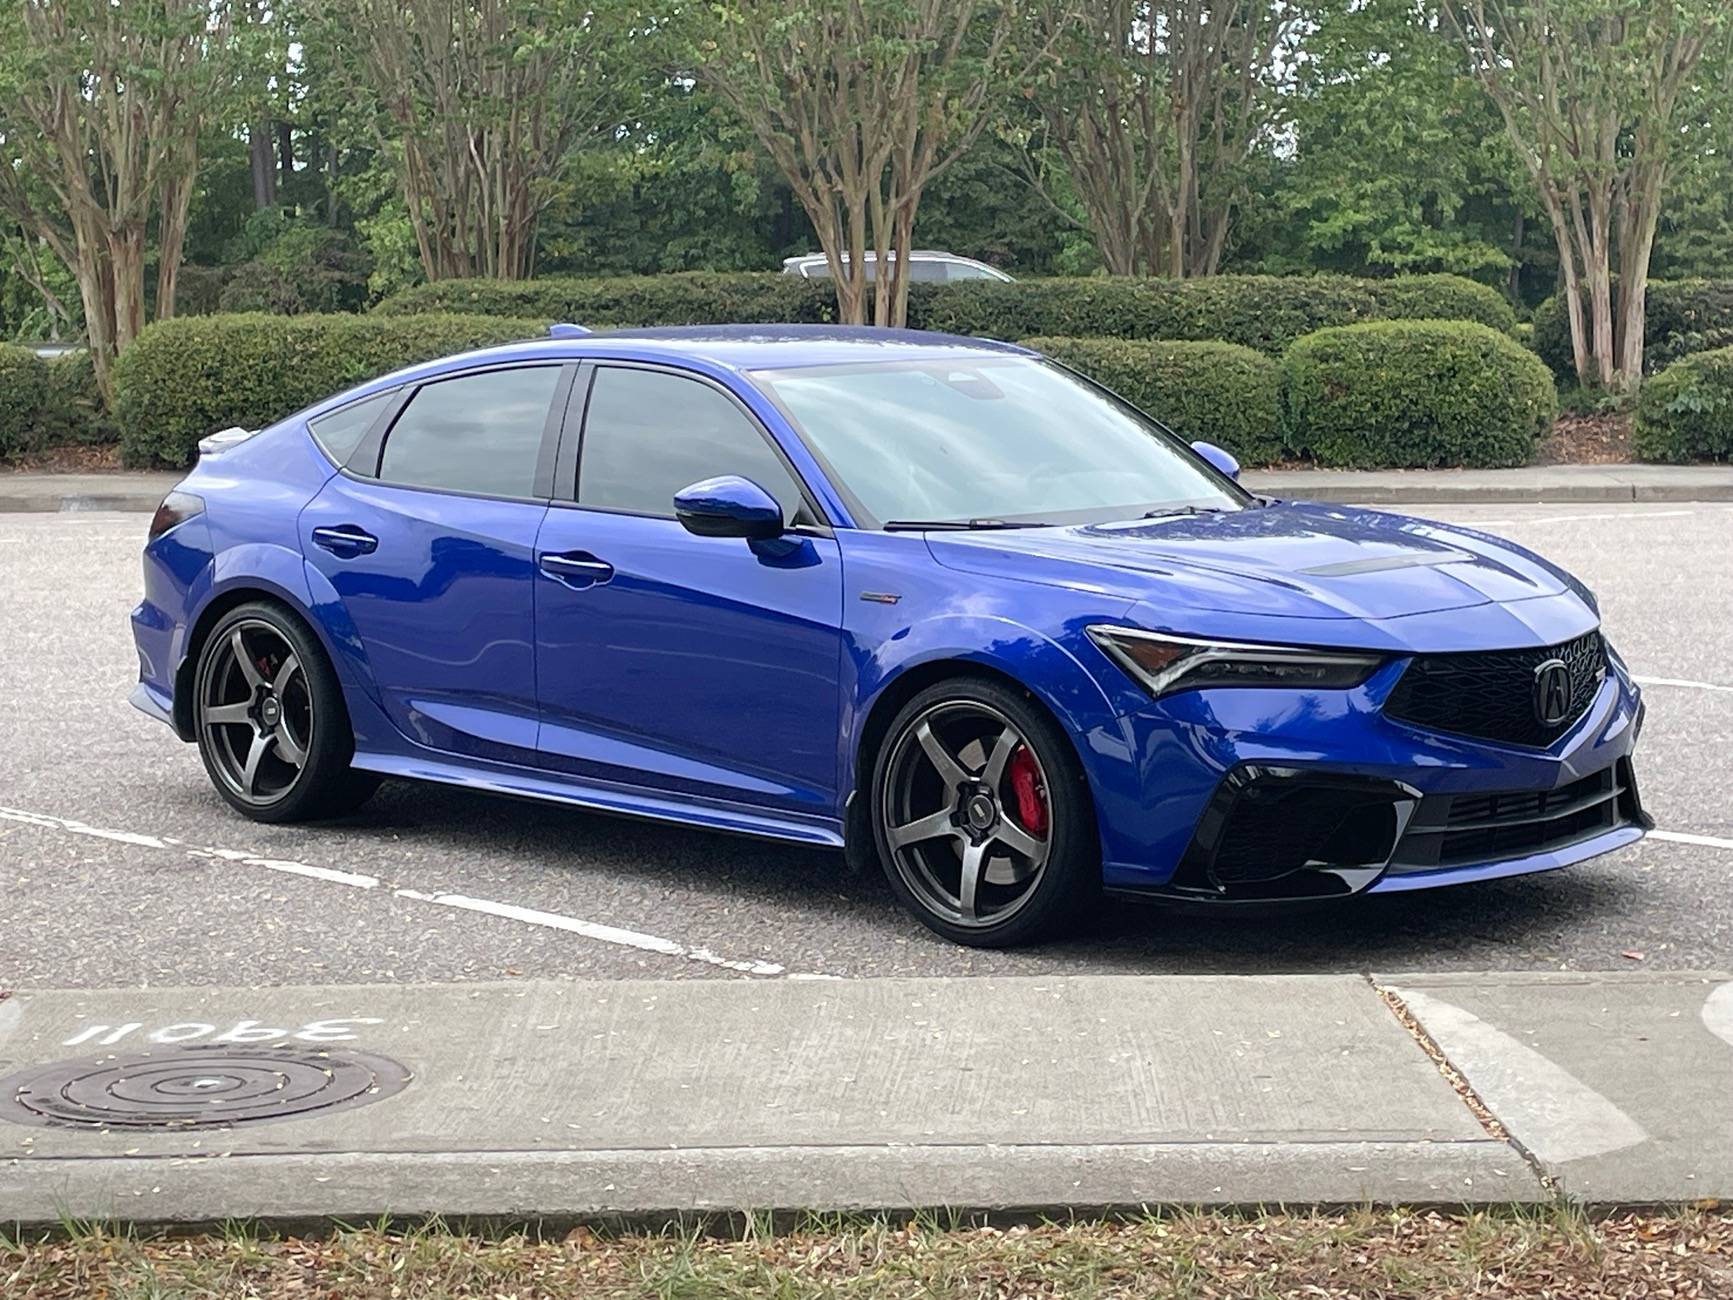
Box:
[308,391,393,466]
[378,367,561,497]
[577,367,804,521]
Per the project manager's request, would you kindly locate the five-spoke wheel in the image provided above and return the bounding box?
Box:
[193,601,379,822]
[872,678,1095,946]
[200,619,313,805]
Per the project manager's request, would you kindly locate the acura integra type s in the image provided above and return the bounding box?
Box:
[131,325,1650,947]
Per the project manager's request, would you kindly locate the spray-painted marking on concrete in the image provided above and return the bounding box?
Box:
[59,1018,384,1048]
[1394,987,1648,1167]
[0,806,807,978]
[1633,676,1733,694]
[1704,983,1733,1051]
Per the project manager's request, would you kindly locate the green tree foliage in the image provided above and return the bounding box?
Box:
[1274,0,1527,289]
[1443,0,1733,392]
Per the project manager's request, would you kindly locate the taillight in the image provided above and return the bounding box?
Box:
[148,491,205,540]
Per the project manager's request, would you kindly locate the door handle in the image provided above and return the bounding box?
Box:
[311,525,378,557]
[539,551,614,587]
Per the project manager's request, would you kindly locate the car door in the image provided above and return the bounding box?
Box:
[300,362,575,765]
[533,362,845,820]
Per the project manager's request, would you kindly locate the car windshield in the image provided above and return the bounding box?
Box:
[751,356,1248,528]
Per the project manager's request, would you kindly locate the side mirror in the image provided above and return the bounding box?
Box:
[1191,440,1241,481]
[674,475,785,541]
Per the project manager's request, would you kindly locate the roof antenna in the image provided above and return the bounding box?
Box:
[548,322,590,339]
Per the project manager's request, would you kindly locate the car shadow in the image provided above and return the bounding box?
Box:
[318,778,1645,976]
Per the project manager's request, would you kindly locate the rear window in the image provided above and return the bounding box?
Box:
[308,391,394,466]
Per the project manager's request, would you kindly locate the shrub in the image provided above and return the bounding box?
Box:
[374,271,1513,350]
[374,271,839,325]
[922,273,1512,353]
[1634,347,1733,463]
[0,345,49,460]
[42,350,112,445]
[1023,336,1285,465]
[1531,278,1733,379]
[114,312,549,467]
[1280,320,1557,469]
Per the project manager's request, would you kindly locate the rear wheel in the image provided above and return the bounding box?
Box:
[871,677,1098,947]
[194,601,379,822]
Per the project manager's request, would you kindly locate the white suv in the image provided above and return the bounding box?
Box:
[780,250,1014,283]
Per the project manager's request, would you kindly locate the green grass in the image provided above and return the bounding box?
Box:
[4,1205,1731,1299]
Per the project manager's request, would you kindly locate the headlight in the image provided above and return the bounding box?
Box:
[1087,626,1385,698]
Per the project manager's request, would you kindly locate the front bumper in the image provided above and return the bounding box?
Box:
[1091,652,1648,901]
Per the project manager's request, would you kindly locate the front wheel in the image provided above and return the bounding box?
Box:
[193,601,379,823]
[870,678,1098,947]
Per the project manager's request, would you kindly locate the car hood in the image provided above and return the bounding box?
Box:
[925,501,1573,622]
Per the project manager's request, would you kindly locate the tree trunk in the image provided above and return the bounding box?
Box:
[156,170,196,322]
[276,121,294,190]
[250,125,278,209]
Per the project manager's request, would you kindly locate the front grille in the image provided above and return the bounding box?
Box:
[1384,631,1605,748]
[1388,760,1641,873]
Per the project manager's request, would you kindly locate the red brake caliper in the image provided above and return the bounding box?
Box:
[1007,745,1050,838]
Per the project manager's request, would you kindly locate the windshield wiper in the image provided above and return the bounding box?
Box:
[882,518,1050,532]
[1142,504,1229,520]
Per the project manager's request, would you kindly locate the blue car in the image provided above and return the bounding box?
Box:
[131,325,1649,947]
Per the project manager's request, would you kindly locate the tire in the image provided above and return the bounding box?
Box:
[192,600,380,823]
[869,676,1098,947]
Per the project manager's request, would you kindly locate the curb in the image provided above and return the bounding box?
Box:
[0,491,168,514]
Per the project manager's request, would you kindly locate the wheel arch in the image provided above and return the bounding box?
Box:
[174,582,333,741]
[844,654,1107,868]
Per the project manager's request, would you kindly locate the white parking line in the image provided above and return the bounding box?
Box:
[1650,829,1733,852]
[1633,675,1733,694]
[0,806,804,979]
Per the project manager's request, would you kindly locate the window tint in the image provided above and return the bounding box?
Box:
[577,367,803,521]
[308,391,393,466]
[378,367,561,497]
[908,259,949,282]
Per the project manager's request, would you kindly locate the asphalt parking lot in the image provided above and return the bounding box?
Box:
[2,502,1730,988]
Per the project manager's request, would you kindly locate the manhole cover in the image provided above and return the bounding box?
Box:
[0,1045,411,1130]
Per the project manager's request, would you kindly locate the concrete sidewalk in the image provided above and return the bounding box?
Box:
[2,971,1728,1224]
[4,463,1733,513]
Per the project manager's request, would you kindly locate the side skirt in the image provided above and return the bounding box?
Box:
[350,749,847,850]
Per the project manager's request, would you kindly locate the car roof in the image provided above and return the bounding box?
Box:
[304,325,1038,425]
[398,324,1031,382]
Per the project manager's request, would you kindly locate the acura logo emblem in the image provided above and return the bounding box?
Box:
[1533,658,1573,727]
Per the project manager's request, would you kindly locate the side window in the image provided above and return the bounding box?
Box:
[308,391,393,466]
[942,261,995,282]
[577,367,804,522]
[908,259,949,283]
[378,366,561,498]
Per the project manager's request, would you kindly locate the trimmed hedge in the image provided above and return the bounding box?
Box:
[374,271,1514,354]
[1024,336,1284,466]
[921,273,1513,353]
[0,346,108,460]
[114,312,549,467]
[1531,278,1733,379]
[373,271,843,326]
[1281,320,1557,469]
[0,345,49,460]
[1634,347,1733,463]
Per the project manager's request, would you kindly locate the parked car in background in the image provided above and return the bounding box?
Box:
[781,250,1013,283]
